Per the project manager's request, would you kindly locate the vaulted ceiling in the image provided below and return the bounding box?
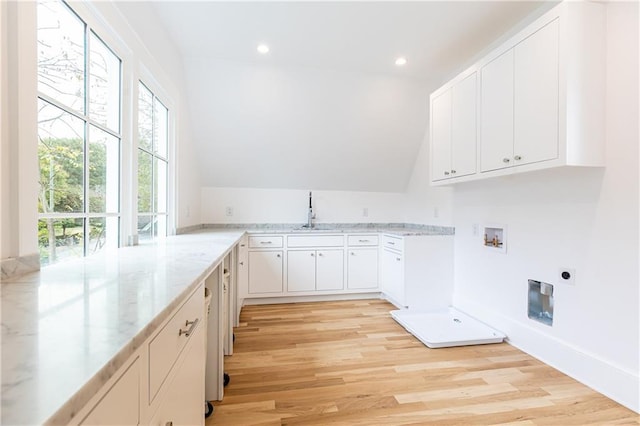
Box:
[121,1,546,192]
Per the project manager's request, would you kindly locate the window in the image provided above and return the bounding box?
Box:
[37,0,121,265]
[137,82,168,241]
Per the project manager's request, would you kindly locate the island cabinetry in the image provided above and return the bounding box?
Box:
[77,357,140,425]
[346,234,379,290]
[76,282,206,426]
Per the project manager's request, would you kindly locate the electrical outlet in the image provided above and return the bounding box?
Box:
[363,207,369,218]
[225,206,233,217]
[559,267,576,285]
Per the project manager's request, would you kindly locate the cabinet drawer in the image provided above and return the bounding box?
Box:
[287,235,344,248]
[248,235,283,248]
[347,235,379,246]
[382,235,403,251]
[148,283,204,404]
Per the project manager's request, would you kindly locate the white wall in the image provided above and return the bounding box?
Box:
[185,59,433,193]
[451,1,639,411]
[201,187,407,224]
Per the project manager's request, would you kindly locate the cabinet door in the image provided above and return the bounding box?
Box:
[514,19,559,166]
[480,49,514,172]
[287,250,316,292]
[431,89,452,181]
[248,251,283,293]
[347,249,378,290]
[316,250,344,291]
[80,358,139,425]
[149,324,205,426]
[451,72,477,177]
[381,249,404,307]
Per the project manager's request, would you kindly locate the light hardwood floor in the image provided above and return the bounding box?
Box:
[208,300,639,425]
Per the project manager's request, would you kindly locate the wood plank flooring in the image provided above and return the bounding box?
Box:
[207,300,639,425]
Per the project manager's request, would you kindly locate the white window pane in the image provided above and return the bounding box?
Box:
[89,32,121,132]
[37,0,85,114]
[38,99,85,214]
[138,83,153,152]
[155,215,167,239]
[137,215,153,241]
[88,217,118,255]
[38,218,84,265]
[137,149,153,213]
[154,98,168,158]
[89,126,119,213]
[155,158,167,213]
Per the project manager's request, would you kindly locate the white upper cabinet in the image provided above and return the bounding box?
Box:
[431,72,477,181]
[480,50,514,172]
[431,1,605,185]
[513,19,559,167]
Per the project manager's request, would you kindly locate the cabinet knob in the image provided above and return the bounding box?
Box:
[503,158,510,163]
[451,170,456,174]
[276,254,281,258]
[351,252,355,256]
[318,252,323,257]
[444,171,450,175]
[396,257,401,261]
[311,253,315,257]
[514,155,522,161]
[239,261,244,265]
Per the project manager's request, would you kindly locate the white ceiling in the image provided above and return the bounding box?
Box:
[123,1,548,192]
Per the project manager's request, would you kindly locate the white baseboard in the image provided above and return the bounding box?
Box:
[454,296,639,413]
[241,292,382,306]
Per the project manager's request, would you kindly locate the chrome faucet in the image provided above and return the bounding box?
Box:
[306,191,315,228]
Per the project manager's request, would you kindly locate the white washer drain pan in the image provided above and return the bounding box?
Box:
[391,307,506,348]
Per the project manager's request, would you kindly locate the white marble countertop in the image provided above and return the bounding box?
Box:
[1,230,244,425]
[199,223,455,237]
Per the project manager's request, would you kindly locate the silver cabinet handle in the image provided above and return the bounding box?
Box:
[514,155,522,161]
[260,241,272,244]
[240,244,245,247]
[451,170,456,174]
[444,171,450,175]
[179,318,199,337]
[166,422,173,426]
[396,257,402,261]
[503,158,510,163]
[387,241,395,245]
[358,239,369,243]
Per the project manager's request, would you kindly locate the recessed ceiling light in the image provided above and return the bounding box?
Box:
[395,57,407,66]
[257,44,270,54]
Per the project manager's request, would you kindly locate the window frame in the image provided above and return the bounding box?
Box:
[36,0,124,264]
[136,80,171,241]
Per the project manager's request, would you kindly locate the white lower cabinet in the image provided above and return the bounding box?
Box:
[248,250,283,294]
[347,249,379,290]
[75,282,207,426]
[381,234,454,311]
[287,249,344,292]
[79,357,140,425]
[149,322,205,426]
[382,247,404,307]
